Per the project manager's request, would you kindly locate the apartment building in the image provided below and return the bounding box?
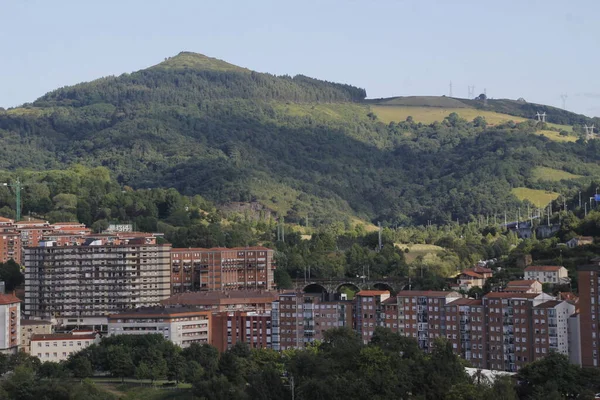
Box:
[394,291,461,351]
[275,292,352,349]
[20,319,52,354]
[211,311,271,352]
[162,290,278,313]
[531,300,575,362]
[0,293,20,354]
[354,290,390,344]
[107,307,210,348]
[170,247,275,293]
[31,330,99,362]
[483,292,554,372]
[24,238,172,326]
[382,296,399,332]
[524,266,569,284]
[444,298,487,369]
[577,262,600,367]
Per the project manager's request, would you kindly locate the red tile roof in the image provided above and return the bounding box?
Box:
[0,293,20,305]
[472,266,493,274]
[382,296,398,305]
[535,300,563,308]
[460,270,484,279]
[396,290,460,297]
[446,298,482,306]
[524,265,563,272]
[484,292,542,299]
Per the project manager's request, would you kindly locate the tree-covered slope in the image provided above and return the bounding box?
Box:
[0,52,599,226]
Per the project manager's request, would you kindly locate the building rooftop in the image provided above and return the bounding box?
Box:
[31,333,97,341]
[20,319,52,326]
[535,300,563,309]
[524,265,564,272]
[396,290,459,297]
[161,290,279,306]
[472,266,493,274]
[108,306,208,319]
[460,270,484,279]
[506,280,539,287]
[0,293,20,305]
[382,296,398,305]
[446,298,482,306]
[171,246,274,252]
[356,290,390,296]
[484,292,544,299]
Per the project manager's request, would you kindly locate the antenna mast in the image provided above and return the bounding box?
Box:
[468,85,475,99]
[449,81,453,97]
[560,94,568,110]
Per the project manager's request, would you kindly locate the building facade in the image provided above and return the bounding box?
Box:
[0,293,20,354]
[444,298,487,369]
[577,263,600,367]
[20,319,52,354]
[211,311,272,352]
[107,308,211,348]
[275,292,352,350]
[31,330,99,362]
[524,266,569,284]
[531,300,575,362]
[505,280,542,294]
[170,247,275,293]
[162,290,278,313]
[24,240,171,325]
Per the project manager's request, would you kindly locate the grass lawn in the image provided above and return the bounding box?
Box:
[371,105,526,125]
[395,243,444,263]
[532,167,583,181]
[511,187,560,206]
[92,379,193,400]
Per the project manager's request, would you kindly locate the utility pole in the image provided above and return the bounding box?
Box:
[560,94,568,110]
[449,81,453,97]
[378,222,382,251]
[579,191,582,208]
[547,205,550,226]
[2,178,23,222]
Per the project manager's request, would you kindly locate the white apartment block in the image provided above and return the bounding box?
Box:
[524,266,569,284]
[0,293,20,354]
[20,319,52,354]
[107,307,211,348]
[31,330,99,362]
[24,241,171,326]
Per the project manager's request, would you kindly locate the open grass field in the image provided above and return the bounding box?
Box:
[532,167,583,182]
[371,105,527,125]
[537,130,577,142]
[368,96,470,108]
[94,380,193,400]
[395,243,444,263]
[511,187,560,206]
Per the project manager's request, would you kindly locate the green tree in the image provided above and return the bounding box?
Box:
[71,356,93,381]
[107,345,134,382]
[0,260,24,290]
[135,362,151,382]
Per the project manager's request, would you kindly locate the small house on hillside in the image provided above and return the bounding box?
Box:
[566,236,594,248]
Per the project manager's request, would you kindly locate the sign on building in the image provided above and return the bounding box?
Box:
[106,224,133,233]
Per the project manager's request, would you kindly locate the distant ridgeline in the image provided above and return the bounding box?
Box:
[0,52,599,226]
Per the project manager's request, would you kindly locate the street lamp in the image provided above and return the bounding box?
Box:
[2,178,22,222]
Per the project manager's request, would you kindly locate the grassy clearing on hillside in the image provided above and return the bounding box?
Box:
[275,102,370,121]
[532,167,583,181]
[368,96,469,108]
[511,187,560,206]
[371,105,526,125]
[547,122,573,132]
[95,381,192,400]
[537,130,577,142]
[395,243,444,263]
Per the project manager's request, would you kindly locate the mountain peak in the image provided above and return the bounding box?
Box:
[152,52,249,73]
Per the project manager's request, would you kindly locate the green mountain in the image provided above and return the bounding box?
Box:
[1,52,599,226]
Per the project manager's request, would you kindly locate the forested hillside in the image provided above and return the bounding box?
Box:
[0,51,599,226]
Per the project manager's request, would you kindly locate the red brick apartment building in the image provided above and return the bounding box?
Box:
[393,291,462,351]
[170,247,275,293]
[444,298,487,369]
[274,292,352,350]
[354,290,391,344]
[578,261,600,367]
[211,311,272,352]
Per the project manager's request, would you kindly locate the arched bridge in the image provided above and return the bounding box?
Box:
[293,277,409,296]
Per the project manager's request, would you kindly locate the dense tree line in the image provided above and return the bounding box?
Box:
[0,53,598,226]
[6,330,600,399]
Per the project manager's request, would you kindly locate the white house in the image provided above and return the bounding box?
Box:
[524,266,569,284]
[505,280,542,293]
[31,330,99,362]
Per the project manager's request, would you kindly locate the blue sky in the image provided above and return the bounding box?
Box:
[2,0,600,116]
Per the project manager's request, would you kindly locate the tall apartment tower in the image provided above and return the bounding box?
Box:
[24,239,171,327]
[170,247,275,293]
[577,260,600,367]
[444,298,487,369]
